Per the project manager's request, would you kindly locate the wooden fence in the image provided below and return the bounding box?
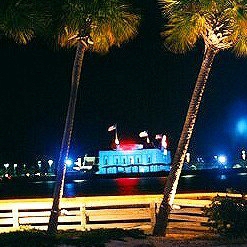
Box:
[0,193,239,234]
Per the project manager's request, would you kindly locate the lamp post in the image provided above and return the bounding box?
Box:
[38,161,42,173]
[4,163,9,171]
[14,164,17,176]
[242,150,246,161]
[48,160,54,174]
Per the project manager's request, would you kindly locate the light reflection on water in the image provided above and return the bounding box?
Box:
[1,170,247,199]
[64,183,76,197]
[181,175,196,178]
[219,175,227,180]
[238,173,247,176]
[33,181,56,184]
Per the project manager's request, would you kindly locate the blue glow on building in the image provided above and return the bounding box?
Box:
[98,145,171,174]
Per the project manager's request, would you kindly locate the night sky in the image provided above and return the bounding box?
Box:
[0,0,247,165]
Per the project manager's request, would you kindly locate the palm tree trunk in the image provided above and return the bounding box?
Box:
[47,41,86,235]
[153,46,218,236]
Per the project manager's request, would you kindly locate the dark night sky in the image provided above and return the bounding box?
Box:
[0,0,247,164]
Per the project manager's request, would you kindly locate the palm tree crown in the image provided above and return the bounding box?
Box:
[161,0,247,55]
[0,0,48,44]
[56,0,140,53]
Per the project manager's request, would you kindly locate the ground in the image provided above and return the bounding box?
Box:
[106,236,247,247]
[105,233,247,247]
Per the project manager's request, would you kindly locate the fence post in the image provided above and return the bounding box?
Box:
[12,207,19,228]
[150,201,156,232]
[80,204,87,231]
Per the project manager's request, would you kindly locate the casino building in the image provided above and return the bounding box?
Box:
[97,143,171,174]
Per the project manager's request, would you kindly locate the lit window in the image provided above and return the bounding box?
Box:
[104,157,108,165]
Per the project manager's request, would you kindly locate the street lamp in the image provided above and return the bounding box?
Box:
[3,163,9,177]
[14,164,17,176]
[4,163,9,171]
[218,155,227,168]
[242,150,246,161]
[38,161,42,171]
[186,153,190,163]
[218,155,227,164]
[48,160,54,174]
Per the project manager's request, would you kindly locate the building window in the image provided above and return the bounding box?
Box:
[137,158,140,163]
[148,155,151,163]
[114,156,119,165]
[104,156,108,165]
[123,158,126,164]
[129,157,134,164]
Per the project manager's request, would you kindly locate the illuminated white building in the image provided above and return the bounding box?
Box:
[98,143,171,174]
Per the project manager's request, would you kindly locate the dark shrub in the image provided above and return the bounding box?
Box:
[203,195,247,237]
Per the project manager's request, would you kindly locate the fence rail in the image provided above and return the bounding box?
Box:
[0,193,238,234]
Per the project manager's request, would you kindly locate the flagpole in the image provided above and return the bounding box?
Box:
[115,124,119,146]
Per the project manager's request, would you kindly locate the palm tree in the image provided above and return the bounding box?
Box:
[0,0,48,44]
[47,0,140,234]
[153,0,247,236]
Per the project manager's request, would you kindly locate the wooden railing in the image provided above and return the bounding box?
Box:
[0,193,238,234]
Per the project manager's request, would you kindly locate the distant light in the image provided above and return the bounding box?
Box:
[186,153,190,163]
[237,118,247,135]
[4,163,9,169]
[65,159,73,166]
[218,155,227,164]
[238,173,247,176]
[233,164,241,169]
[181,175,195,178]
[140,167,145,173]
[48,160,53,166]
[74,158,82,167]
[242,150,246,160]
[161,135,167,149]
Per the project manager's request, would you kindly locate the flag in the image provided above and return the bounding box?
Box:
[108,124,116,132]
[155,134,163,140]
[139,131,148,138]
[162,135,167,149]
[147,137,150,144]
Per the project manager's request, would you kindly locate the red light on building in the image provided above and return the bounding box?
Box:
[117,139,143,151]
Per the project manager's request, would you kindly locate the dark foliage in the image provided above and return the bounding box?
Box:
[0,228,146,247]
[204,195,247,238]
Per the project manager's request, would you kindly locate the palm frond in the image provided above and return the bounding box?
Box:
[162,11,203,53]
[55,0,140,53]
[160,0,247,54]
[0,0,49,44]
[233,35,247,55]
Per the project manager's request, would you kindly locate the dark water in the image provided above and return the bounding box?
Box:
[0,169,247,199]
